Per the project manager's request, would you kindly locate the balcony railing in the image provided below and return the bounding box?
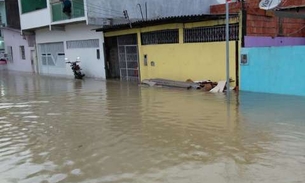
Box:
[51,0,85,22]
[21,0,47,14]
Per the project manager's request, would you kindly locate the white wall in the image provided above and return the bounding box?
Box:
[35,23,105,79]
[20,9,51,30]
[2,29,34,72]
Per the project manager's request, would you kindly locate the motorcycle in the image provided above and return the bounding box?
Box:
[65,57,85,79]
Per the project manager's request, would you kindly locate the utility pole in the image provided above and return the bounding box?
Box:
[123,10,132,28]
[226,0,230,95]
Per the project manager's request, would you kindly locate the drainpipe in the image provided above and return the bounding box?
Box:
[241,0,247,48]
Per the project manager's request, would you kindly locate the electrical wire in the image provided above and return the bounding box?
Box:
[73,1,124,14]
[72,1,124,17]
[82,7,123,17]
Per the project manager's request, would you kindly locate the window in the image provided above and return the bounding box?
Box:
[21,0,47,14]
[184,23,239,43]
[66,39,99,49]
[141,29,179,45]
[20,46,26,60]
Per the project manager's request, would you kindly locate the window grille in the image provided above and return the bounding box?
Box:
[117,34,137,46]
[184,24,239,43]
[66,39,99,49]
[141,29,179,45]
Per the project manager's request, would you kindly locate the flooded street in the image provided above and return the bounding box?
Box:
[0,71,305,183]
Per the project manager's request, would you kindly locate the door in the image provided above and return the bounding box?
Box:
[118,45,139,81]
[38,42,65,75]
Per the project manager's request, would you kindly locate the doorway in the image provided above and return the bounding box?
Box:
[104,34,139,82]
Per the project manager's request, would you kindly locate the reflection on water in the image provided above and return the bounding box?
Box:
[0,71,305,183]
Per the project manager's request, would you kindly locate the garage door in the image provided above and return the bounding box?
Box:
[38,42,66,75]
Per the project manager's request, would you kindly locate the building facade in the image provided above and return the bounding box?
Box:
[17,0,224,79]
[97,15,240,86]
[1,0,35,73]
[211,1,305,96]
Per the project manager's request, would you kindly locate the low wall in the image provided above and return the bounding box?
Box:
[241,46,305,96]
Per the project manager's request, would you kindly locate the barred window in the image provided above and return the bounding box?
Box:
[66,39,99,49]
[184,24,239,43]
[141,29,179,45]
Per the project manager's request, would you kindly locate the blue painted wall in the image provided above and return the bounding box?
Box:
[241,46,305,96]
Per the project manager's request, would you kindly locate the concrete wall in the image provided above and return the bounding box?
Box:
[35,23,105,78]
[245,36,305,47]
[20,8,50,30]
[241,46,305,96]
[105,18,239,83]
[2,28,34,72]
[140,41,237,82]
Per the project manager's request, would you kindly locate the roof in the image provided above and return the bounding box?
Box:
[95,14,239,32]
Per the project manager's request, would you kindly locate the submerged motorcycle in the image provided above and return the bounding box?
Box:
[65,57,85,79]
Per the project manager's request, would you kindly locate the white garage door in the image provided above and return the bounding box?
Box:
[38,42,66,75]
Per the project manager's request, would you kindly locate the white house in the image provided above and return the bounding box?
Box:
[0,0,36,73]
[18,0,223,79]
[2,27,35,72]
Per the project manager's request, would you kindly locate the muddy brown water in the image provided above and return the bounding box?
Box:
[0,71,305,183]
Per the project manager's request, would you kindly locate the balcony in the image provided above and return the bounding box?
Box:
[21,0,47,14]
[51,0,85,22]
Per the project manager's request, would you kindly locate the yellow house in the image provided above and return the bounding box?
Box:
[96,14,240,86]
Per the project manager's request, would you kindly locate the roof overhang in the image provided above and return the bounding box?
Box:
[95,14,239,32]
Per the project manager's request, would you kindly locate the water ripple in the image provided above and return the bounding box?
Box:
[0,72,304,182]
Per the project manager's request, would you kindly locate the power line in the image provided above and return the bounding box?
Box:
[73,1,124,14]
[72,1,124,17]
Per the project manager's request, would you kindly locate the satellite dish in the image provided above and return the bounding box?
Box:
[259,0,282,10]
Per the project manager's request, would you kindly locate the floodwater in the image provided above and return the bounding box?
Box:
[0,72,305,183]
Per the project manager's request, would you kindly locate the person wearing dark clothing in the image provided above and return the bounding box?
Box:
[61,0,72,18]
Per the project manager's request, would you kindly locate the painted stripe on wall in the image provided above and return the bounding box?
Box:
[245,36,305,47]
